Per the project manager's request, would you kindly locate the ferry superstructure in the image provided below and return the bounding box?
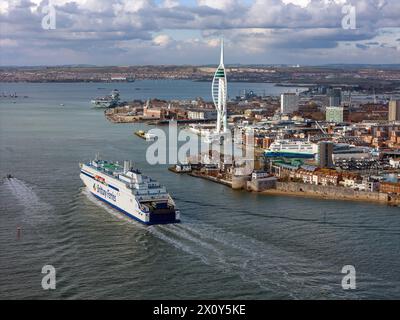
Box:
[80,158,180,225]
[265,140,318,158]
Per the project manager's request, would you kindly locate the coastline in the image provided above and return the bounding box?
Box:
[271,181,400,206]
[170,169,399,206]
[261,188,397,206]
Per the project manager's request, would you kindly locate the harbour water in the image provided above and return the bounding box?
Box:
[0,81,399,299]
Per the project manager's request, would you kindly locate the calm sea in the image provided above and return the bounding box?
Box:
[0,81,399,299]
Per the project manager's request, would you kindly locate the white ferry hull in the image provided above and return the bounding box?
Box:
[80,166,180,225]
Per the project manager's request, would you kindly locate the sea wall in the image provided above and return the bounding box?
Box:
[247,178,277,192]
[232,175,251,190]
[275,182,400,205]
[189,172,233,187]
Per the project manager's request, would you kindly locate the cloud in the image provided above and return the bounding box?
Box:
[153,34,172,46]
[0,38,18,47]
[0,0,399,65]
[356,43,368,50]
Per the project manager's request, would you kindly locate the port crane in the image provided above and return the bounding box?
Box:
[315,121,328,135]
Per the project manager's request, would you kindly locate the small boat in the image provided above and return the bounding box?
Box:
[6,174,12,179]
[144,132,157,141]
[134,130,157,141]
[60,103,65,106]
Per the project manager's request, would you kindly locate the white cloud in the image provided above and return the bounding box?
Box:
[0,0,9,14]
[282,0,310,7]
[206,38,220,47]
[153,34,172,46]
[0,38,18,47]
[197,0,239,10]
[162,0,179,8]
[0,0,399,65]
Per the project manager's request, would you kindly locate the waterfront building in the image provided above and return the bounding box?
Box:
[143,106,164,119]
[110,76,127,81]
[247,171,277,192]
[388,100,400,122]
[380,182,400,194]
[280,93,299,114]
[187,109,217,120]
[318,141,334,168]
[326,106,344,123]
[328,88,342,107]
[142,101,165,119]
[295,165,318,183]
[313,169,340,186]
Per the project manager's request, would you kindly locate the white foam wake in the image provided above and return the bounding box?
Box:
[2,177,54,226]
[81,187,146,230]
[81,186,356,299]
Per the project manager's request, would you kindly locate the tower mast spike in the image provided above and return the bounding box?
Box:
[220,38,224,66]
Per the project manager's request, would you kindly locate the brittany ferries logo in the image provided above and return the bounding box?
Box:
[94,183,117,202]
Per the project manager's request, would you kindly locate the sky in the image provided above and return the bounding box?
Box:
[0,0,399,66]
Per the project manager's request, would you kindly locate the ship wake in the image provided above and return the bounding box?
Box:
[81,186,361,299]
[148,219,361,299]
[2,177,54,227]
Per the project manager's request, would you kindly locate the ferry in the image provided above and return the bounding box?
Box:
[80,157,180,225]
[265,139,318,158]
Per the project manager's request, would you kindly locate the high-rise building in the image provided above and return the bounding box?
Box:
[280,93,299,114]
[327,88,341,107]
[388,100,400,122]
[326,106,344,123]
[318,141,334,168]
[212,39,228,134]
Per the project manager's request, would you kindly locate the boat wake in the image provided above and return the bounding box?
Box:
[149,220,361,299]
[2,177,54,227]
[81,186,360,299]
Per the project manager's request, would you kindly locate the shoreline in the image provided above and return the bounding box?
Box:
[188,171,233,187]
[261,188,398,206]
[171,169,399,206]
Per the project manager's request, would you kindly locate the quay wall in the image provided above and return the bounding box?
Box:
[174,169,400,206]
[188,172,232,187]
[275,182,400,205]
[232,176,251,190]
